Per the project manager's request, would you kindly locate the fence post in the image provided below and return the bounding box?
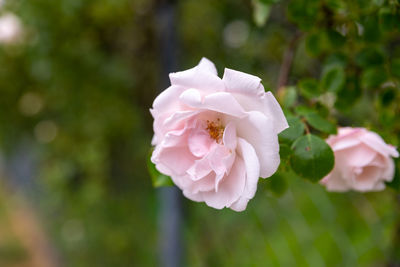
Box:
[156,1,183,267]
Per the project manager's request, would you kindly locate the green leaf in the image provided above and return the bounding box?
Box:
[147,150,174,187]
[252,0,271,27]
[361,67,387,89]
[265,172,287,197]
[326,30,345,48]
[320,65,345,93]
[355,48,384,68]
[290,134,335,182]
[303,112,336,134]
[295,105,314,116]
[380,87,396,106]
[279,143,292,161]
[287,0,319,30]
[279,116,305,144]
[379,8,399,32]
[298,78,320,99]
[386,158,400,191]
[305,32,325,56]
[324,53,348,67]
[391,58,400,79]
[334,75,362,110]
[362,16,381,42]
[280,86,297,108]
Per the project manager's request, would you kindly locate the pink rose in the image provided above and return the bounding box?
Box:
[321,127,399,192]
[150,58,288,211]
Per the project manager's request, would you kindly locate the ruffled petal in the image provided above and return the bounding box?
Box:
[197,57,218,75]
[359,130,399,157]
[200,157,246,209]
[320,168,350,192]
[222,122,237,150]
[169,59,224,92]
[263,92,289,134]
[229,138,260,212]
[179,89,247,118]
[236,111,280,178]
[222,68,264,96]
[352,166,383,192]
[151,85,184,117]
[336,144,376,167]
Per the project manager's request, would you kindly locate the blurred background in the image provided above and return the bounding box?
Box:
[0,0,400,266]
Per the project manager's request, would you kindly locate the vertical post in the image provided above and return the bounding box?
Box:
[156,1,183,267]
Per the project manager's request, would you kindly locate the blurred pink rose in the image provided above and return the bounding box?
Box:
[321,127,399,192]
[150,58,288,211]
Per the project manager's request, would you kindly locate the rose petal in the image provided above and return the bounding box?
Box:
[236,111,280,178]
[222,122,237,150]
[187,156,213,181]
[179,89,247,118]
[188,122,213,157]
[320,168,350,192]
[263,92,289,134]
[151,85,184,116]
[222,69,288,134]
[198,57,218,75]
[229,138,261,212]
[200,157,246,209]
[352,166,383,192]
[184,172,216,194]
[222,68,264,96]
[336,144,376,167]
[169,60,224,92]
[381,156,395,182]
[152,140,196,177]
[359,131,399,157]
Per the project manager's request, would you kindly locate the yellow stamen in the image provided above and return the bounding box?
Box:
[206,118,224,142]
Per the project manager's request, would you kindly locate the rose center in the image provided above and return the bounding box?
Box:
[206,118,224,143]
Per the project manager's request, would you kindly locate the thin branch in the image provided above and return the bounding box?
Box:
[276,31,303,93]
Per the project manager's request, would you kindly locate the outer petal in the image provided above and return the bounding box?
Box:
[236,111,280,178]
[352,166,383,192]
[229,138,260,212]
[222,68,264,97]
[169,59,224,92]
[197,57,218,75]
[200,157,246,210]
[152,146,195,177]
[336,144,376,167]
[184,172,216,194]
[381,156,395,182]
[151,85,184,117]
[263,92,289,134]
[359,131,399,158]
[320,168,350,192]
[179,89,247,118]
[222,68,288,134]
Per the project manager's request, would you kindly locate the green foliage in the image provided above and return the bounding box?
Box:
[290,134,334,182]
[280,86,298,108]
[320,64,346,93]
[264,172,288,197]
[361,67,388,89]
[298,78,320,99]
[303,112,336,134]
[279,116,305,144]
